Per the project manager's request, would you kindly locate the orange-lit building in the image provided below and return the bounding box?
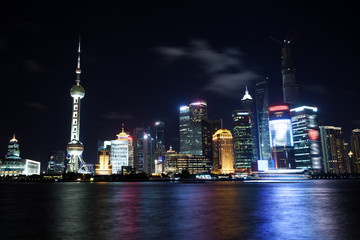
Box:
[212,129,234,174]
[95,150,112,175]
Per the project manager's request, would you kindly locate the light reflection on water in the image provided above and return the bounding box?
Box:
[1,181,360,239]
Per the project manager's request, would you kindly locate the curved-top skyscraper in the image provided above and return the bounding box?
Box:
[66,38,89,173]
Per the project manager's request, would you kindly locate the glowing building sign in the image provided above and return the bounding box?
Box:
[269,119,294,147]
[269,105,289,112]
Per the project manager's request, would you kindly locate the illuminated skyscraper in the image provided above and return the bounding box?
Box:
[212,129,234,174]
[66,38,89,173]
[241,87,258,160]
[110,126,132,174]
[179,101,207,155]
[232,110,253,171]
[350,129,360,173]
[268,104,295,169]
[290,106,322,171]
[255,80,271,161]
[320,126,346,174]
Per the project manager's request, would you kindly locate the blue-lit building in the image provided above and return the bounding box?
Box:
[268,104,295,169]
[290,106,322,171]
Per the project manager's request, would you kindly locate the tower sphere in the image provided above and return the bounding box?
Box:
[70,84,85,98]
[67,140,84,156]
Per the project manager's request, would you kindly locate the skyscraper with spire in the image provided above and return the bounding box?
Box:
[66,37,89,173]
[241,87,258,161]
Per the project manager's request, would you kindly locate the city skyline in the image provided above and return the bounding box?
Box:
[1,1,359,166]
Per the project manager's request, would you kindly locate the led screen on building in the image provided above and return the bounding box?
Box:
[269,119,294,147]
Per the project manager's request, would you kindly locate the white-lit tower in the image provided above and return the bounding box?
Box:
[66,38,89,173]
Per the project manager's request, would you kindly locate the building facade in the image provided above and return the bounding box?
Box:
[165,153,211,174]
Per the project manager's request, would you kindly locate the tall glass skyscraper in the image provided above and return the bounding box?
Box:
[255,80,271,161]
[290,106,322,171]
[179,101,207,155]
[232,110,253,171]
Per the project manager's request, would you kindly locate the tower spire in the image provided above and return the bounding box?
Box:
[242,86,253,101]
[122,123,125,133]
[75,36,81,86]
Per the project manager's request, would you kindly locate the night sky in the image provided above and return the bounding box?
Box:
[1,1,359,168]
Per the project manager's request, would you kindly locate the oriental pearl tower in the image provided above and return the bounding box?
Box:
[66,37,89,173]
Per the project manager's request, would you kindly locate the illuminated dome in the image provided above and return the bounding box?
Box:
[213,129,233,139]
[70,84,85,98]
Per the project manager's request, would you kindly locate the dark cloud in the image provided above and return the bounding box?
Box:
[102,111,134,120]
[23,60,46,73]
[27,102,47,110]
[350,120,360,126]
[302,83,330,94]
[203,71,261,98]
[156,39,261,98]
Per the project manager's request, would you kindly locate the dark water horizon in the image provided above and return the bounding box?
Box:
[1,180,360,240]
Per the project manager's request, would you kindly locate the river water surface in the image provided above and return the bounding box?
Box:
[1,180,360,239]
